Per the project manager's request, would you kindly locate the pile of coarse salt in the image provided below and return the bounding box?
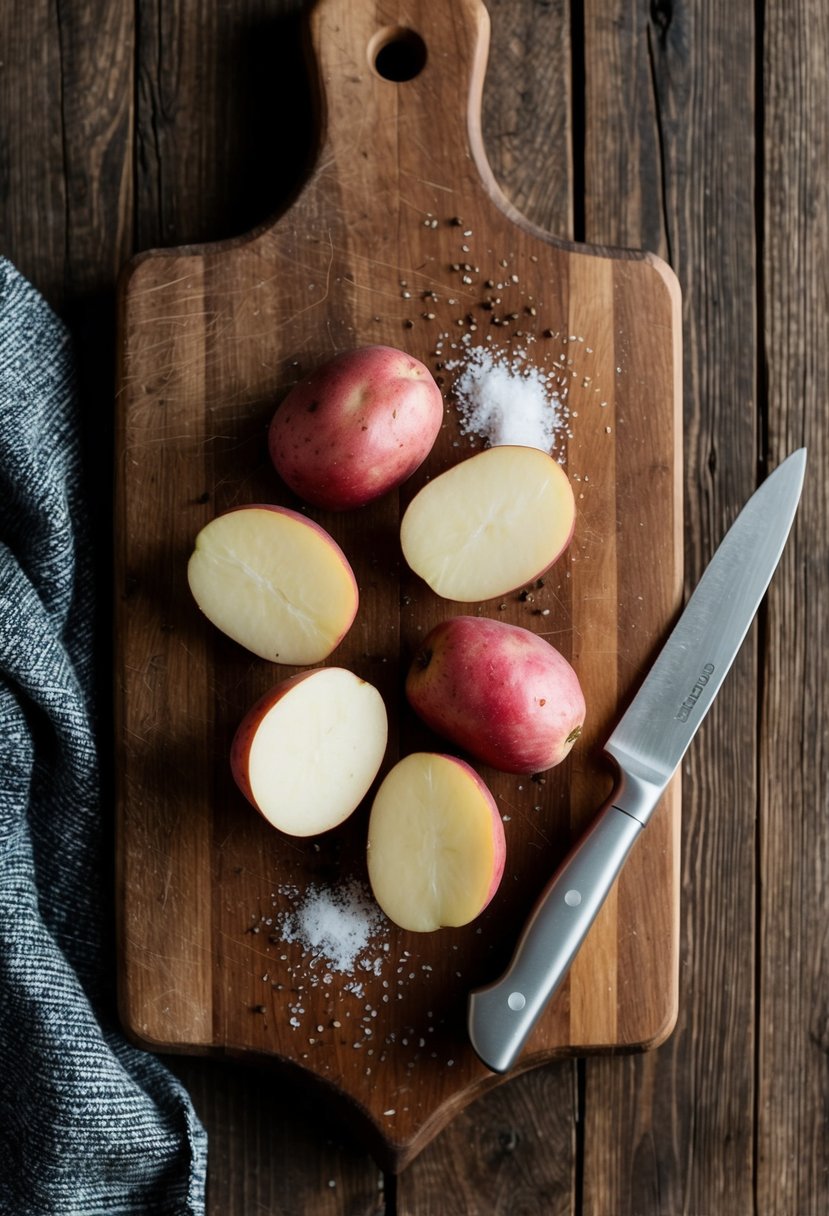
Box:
[276,878,388,982]
[446,344,570,454]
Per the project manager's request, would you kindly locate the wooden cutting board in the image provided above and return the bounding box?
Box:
[114,0,682,1172]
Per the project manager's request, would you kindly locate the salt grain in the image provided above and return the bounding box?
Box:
[446,345,568,454]
[277,879,387,974]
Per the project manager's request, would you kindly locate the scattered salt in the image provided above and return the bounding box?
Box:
[446,345,568,454]
[277,879,387,974]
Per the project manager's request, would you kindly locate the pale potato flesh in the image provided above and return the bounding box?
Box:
[187,507,357,664]
[400,445,575,601]
[246,668,387,836]
[367,752,502,932]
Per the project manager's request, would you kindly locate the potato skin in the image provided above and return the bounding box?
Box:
[269,345,443,510]
[406,616,586,774]
[229,670,318,810]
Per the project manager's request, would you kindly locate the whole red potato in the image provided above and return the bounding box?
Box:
[406,615,586,774]
[269,345,443,510]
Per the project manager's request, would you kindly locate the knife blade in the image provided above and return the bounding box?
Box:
[468,448,807,1074]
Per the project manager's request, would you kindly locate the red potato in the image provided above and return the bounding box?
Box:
[187,505,358,664]
[406,616,586,774]
[231,667,388,836]
[269,345,444,510]
[366,752,506,932]
[400,445,576,601]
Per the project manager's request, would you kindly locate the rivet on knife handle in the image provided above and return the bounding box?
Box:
[468,793,648,1075]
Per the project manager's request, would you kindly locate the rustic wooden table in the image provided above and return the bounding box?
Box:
[2,1,825,1212]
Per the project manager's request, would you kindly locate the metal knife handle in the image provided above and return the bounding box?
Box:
[468,800,644,1074]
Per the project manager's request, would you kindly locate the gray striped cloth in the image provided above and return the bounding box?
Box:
[0,260,207,1214]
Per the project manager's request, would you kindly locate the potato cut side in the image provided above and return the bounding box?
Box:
[367,752,505,932]
[237,668,388,836]
[400,445,575,601]
[187,505,358,664]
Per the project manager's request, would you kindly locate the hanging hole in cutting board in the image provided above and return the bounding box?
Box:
[369,27,427,82]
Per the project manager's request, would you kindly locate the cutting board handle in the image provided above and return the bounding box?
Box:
[307,0,493,187]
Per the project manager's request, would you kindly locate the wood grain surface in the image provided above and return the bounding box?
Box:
[578,3,763,1214]
[2,0,826,1211]
[114,0,682,1172]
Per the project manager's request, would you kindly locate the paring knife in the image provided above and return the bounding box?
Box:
[468,448,807,1074]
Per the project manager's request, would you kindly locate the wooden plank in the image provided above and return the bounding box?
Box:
[115,253,216,1047]
[118,0,681,1176]
[400,1,578,1206]
[134,0,313,250]
[170,1057,387,1215]
[397,1063,577,1216]
[758,0,829,1209]
[0,0,134,669]
[130,0,383,1207]
[0,3,67,302]
[478,0,573,237]
[0,0,132,306]
[579,1,759,1213]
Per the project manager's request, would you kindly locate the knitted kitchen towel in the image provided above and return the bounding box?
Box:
[0,259,207,1215]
